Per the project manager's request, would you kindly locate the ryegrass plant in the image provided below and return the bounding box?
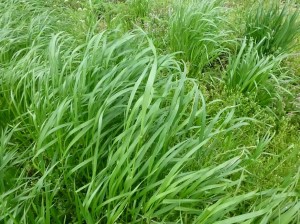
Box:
[1,0,300,223]
[0,4,248,221]
[0,22,253,221]
[245,1,300,55]
[169,0,229,73]
[129,0,150,19]
[225,39,290,106]
[96,0,150,31]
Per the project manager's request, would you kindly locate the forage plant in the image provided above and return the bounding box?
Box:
[0,23,249,222]
[224,38,291,106]
[245,0,300,55]
[1,0,300,223]
[169,0,229,73]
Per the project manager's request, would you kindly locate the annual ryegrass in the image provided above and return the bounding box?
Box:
[1,0,300,223]
[245,0,300,55]
[168,0,229,73]
[0,25,249,222]
[224,38,290,106]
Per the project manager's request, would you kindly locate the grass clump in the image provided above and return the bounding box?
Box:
[0,9,249,221]
[245,1,300,55]
[129,0,150,19]
[1,0,300,223]
[95,0,150,31]
[169,0,229,73]
[224,39,290,106]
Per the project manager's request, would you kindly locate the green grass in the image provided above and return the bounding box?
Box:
[1,0,300,223]
[168,0,229,74]
[245,1,300,55]
[224,38,290,106]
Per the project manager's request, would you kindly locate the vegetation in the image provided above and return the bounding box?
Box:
[0,0,299,223]
[245,1,300,55]
[224,38,286,106]
[169,0,228,73]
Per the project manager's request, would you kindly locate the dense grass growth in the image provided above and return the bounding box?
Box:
[169,0,228,73]
[1,0,300,223]
[225,39,287,106]
[245,1,300,55]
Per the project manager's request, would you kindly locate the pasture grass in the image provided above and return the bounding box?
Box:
[1,0,300,223]
[245,0,300,55]
[168,0,229,73]
[224,38,289,106]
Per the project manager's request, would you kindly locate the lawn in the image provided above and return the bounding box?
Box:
[0,0,300,223]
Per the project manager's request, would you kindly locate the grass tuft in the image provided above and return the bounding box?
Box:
[168,0,229,73]
[1,0,300,223]
[245,1,300,55]
[224,38,291,106]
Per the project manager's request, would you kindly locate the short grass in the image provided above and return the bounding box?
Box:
[1,0,300,223]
